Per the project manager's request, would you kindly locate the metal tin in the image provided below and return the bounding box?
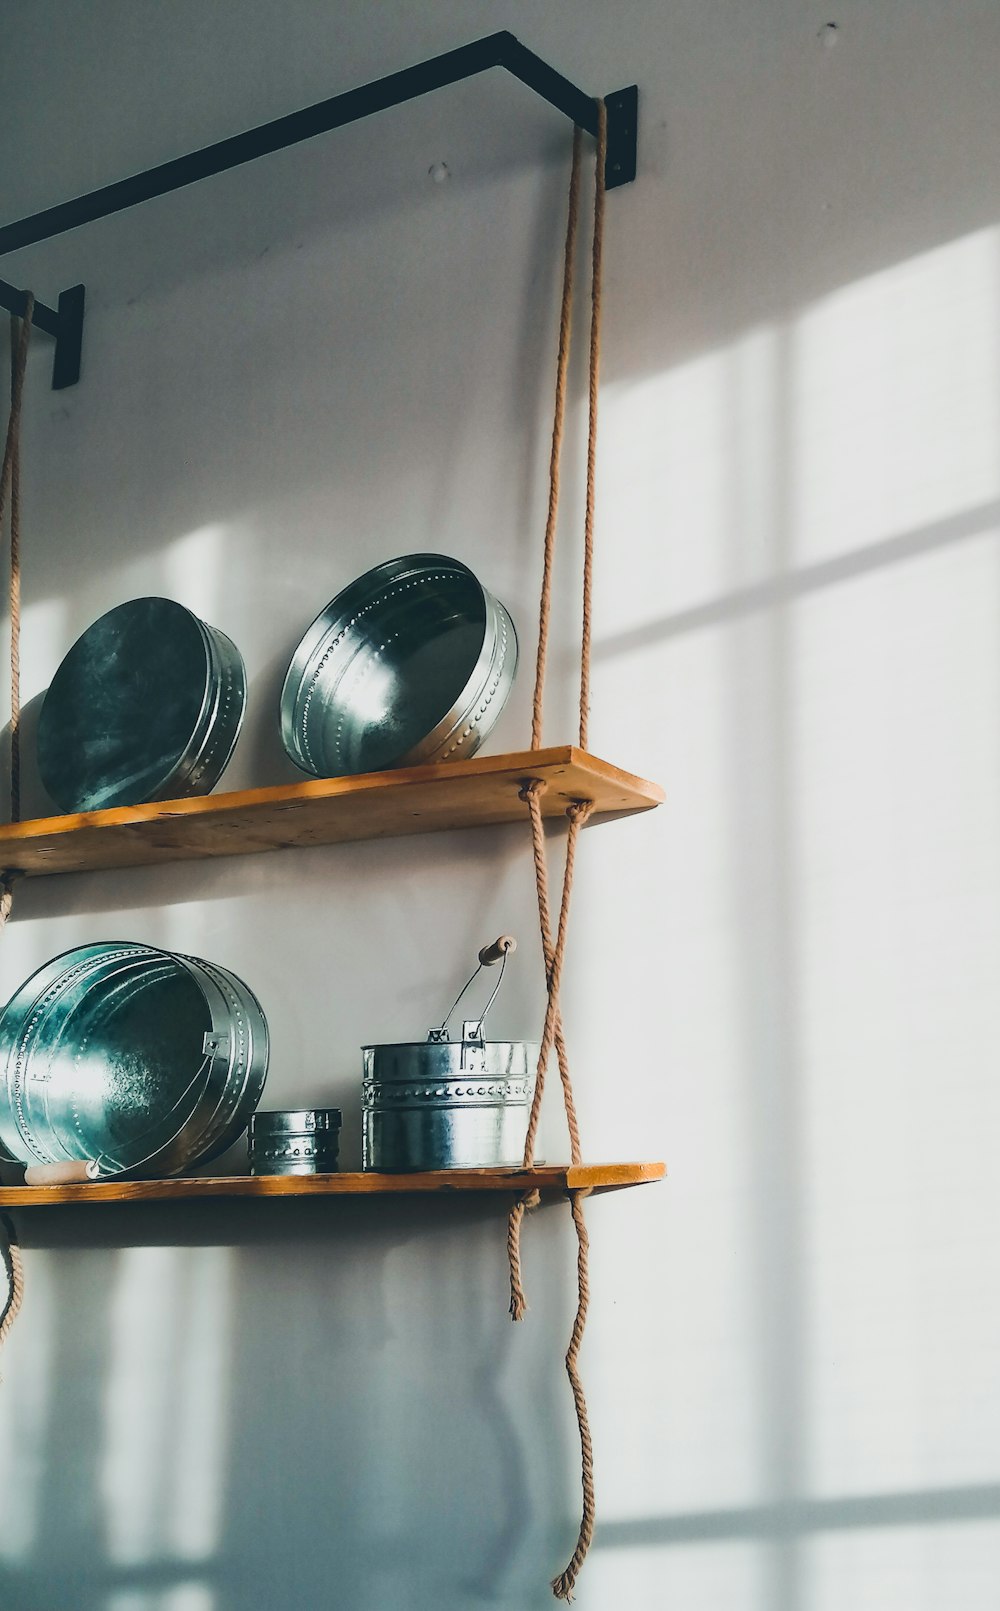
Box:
[0,943,268,1179]
[362,1038,537,1171]
[37,597,247,812]
[280,553,517,778]
[248,1108,342,1175]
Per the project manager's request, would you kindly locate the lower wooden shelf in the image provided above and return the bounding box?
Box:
[0,1161,664,1206]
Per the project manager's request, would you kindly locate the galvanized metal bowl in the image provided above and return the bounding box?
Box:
[0,943,268,1179]
[37,597,247,813]
[362,1038,537,1171]
[280,554,517,778]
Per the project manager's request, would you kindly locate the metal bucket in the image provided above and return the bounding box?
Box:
[363,1040,535,1171]
[37,597,247,812]
[0,943,268,1178]
[249,1109,342,1175]
[280,553,517,778]
[362,935,536,1171]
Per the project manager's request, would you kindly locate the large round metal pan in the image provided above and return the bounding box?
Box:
[280,554,517,778]
[0,942,268,1179]
[37,597,247,813]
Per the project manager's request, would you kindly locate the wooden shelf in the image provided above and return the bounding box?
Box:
[0,1161,665,1206]
[0,747,662,878]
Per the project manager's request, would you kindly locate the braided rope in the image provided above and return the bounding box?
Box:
[0,1216,24,1366]
[550,1188,595,1600]
[0,301,32,1361]
[578,105,606,753]
[532,128,582,752]
[508,106,607,1602]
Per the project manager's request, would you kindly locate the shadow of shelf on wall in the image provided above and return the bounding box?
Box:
[0,1161,666,1207]
[0,747,663,878]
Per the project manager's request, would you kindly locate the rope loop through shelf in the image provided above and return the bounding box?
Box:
[0,298,32,1359]
[509,100,607,1603]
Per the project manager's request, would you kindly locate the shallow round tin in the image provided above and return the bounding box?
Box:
[362,1039,537,1171]
[280,554,517,778]
[249,1109,342,1176]
[37,597,247,812]
[0,943,269,1179]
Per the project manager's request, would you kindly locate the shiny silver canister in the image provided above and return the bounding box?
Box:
[249,1109,342,1175]
[280,553,517,778]
[362,936,537,1171]
[363,1039,535,1171]
[0,943,268,1179]
[37,597,247,812]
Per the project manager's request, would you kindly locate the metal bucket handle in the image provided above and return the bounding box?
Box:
[428,936,517,1045]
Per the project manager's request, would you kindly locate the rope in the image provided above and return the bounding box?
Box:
[6,308,30,824]
[531,128,582,752]
[508,105,607,1603]
[579,104,606,752]
[0,301,32,1365]
[0,1215,24,1367]
[550,1188,595,1600]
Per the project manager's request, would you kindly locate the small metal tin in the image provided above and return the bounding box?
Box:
[248,1109,342,1175]
[37,597,247,812]
[0,943,268,1179]
[280,553,517,778]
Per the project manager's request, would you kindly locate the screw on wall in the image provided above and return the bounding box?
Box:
[819,22,840,46]
[429,162,451,184]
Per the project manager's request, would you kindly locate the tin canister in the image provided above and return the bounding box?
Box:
[0,943,268,1179]
[37,597,247,812]
[249,1109,342,1175]
[280,553,517,778]
[362,1038,537,1171]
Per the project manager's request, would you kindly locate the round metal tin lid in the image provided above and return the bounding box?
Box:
[0,942,269,1177]
[1,945,213,1169]
[279,554,493,778]
[38,597,219,812]
[249,1109,342,1133]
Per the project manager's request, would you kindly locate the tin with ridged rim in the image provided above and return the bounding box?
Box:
[279,554,517,778]
[249,1108,342,1175]
[37,597,247,813]
[0,943,268,1179]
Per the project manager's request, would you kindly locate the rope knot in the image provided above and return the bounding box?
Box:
[519,777,547,805]
[566,799,594,827]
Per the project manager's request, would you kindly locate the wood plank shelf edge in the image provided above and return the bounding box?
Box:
[0,747,663,877]
[0,1161,665,1206]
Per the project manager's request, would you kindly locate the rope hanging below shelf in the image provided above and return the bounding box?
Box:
[0,298,32,1362]
[507,102,607,1602]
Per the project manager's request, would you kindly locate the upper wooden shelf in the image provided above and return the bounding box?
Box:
[0,1161,665,1206]
[0,747,662,878]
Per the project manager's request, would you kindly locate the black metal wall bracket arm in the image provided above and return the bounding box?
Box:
[0,280,85,392]
[0,32,637,389]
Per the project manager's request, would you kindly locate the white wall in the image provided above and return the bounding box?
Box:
[2,3,1000,1607]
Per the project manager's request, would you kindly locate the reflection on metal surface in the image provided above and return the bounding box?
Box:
[280,553,517,777]
[0,943,268,1178]
[37,597,246,812]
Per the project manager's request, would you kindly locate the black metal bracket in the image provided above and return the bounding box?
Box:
[0,32,637,388]
[0,279,85,390]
